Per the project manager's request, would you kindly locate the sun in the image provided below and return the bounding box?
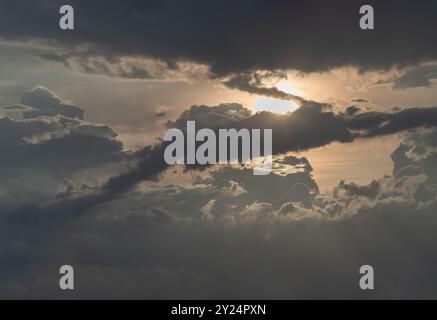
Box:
[252,81,303,114]
[252,97,298,114]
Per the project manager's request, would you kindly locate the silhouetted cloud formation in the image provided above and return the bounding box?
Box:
[171,102,437,154]
[20,86,84,119]
[223,71,306,103]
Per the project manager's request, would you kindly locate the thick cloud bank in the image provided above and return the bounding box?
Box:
[1,0,437,76]
[2,88,437,299]
[2,129,437,299]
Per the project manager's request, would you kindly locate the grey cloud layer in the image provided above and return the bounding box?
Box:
[2,88,437,298]
[2,0,437,298]
[3,128,437,299]
[1,0,437,76]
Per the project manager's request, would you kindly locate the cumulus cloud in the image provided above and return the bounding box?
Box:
[0,87,125,210]
[0,87,122,173]
[20,86,84,119]
[334,180,381,200]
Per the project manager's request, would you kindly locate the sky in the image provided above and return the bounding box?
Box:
[1,0,437,299]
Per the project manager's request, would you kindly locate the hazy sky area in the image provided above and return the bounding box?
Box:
[1,0,437,299]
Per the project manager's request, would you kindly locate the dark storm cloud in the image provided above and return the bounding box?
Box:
[1,0,437,76]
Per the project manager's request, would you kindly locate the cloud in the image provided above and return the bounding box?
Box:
[3,129,437,299]
[351,99,368,104]
[170,102,355,155]
[19,86,84,119]
[39,53,154,80]
[5,92,437,224]
[37,51,210,82]
[347,106,437,137]
[0,87,125,210]
[223,71,306,103]
[1,0,437,77]
[0,116,122,176]
[4,88,437,298]
[392,64,437,90]
[171,102,437,154]
[40,100,437,220]
[0,87,122,170]
[345,106,361,116]
[334,180,381,200]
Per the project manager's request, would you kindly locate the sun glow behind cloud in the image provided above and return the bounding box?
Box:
[252,97,298,114]
[252,80,302,114]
